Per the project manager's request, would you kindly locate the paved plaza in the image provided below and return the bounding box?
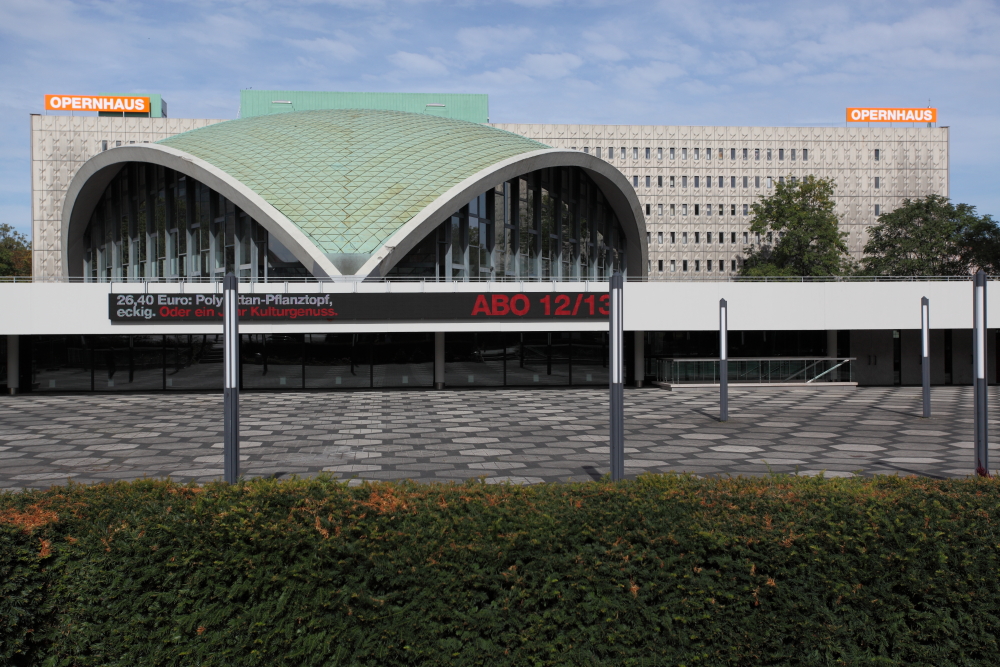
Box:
[0,386,991,491]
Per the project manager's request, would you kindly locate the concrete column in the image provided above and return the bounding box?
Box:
[7,335,18,395]
[633,331,644,388]
[434,332,445,390]
[827,330,838,357]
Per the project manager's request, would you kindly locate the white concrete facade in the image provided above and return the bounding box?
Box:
[30,115,227,277]
[492,124,949,277]
[0,280,985,336]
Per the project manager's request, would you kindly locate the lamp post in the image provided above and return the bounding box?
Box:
[720,298,728,422]
[609,271,624,481]
[973,271,988,475]
[921,297,930,418]
[223,272,240,484]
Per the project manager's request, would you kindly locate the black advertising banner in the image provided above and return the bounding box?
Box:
[109,292,610,323]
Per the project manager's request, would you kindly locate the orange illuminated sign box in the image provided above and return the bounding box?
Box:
[847,107,937,123]
[44,95,150,113]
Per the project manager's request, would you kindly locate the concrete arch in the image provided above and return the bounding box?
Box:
[358,149,648,278]
[60,144,341,278]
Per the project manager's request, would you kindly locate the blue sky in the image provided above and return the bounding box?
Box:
[1,0,998,237]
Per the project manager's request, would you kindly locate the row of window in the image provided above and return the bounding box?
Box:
[648,259,739,273]
[580,147,813,162]
[642,203,750,216]
[629,175,888,190]
[645,231,774,245]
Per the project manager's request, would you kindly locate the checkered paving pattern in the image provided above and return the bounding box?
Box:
[0,387,991,492]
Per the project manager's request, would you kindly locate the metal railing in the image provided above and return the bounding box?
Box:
[650,357,856,385]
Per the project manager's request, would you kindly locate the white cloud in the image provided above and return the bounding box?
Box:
[289,37,359,61]
[521,52,582,79]
[387,51,448,76]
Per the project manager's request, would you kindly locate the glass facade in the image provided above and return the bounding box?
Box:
[15,333,606,391]
[388,166,629,280]
[82,163,308,281]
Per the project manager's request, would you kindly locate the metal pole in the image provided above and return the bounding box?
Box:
[921,297,930,418]
[720,299,728,422]
[609,272,624,481]
[973,271,988,475]
[223,272,240,484]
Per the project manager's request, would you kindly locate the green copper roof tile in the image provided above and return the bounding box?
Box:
[158,109,548,256]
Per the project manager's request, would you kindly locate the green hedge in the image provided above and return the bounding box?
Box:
[2,474,999,666]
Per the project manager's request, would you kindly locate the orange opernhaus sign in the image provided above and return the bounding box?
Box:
[847,107,937,123]
[44,95,150,113]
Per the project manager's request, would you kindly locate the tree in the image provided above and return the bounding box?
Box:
[0,224,31,276]
[740,176,851,276]
[861,194,1000,276]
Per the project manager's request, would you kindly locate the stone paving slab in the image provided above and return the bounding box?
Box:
[0,386,993,491]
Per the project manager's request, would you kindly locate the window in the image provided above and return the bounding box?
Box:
[755,148,760,161]
[767,177,773,188]
[633,147,639,160]
[875,204,881,216]
[767,148,772,160]
[658,259,663,271]
[707,259,713,271]
[742,148,748,160]
[648,259,652,272]
[778,176,785,185]
[647,232,651,244]
[694,176,700,188]
[779,148,784,160]
[657,203,663,215]
[682,148,687,160]
[621,147,626,159]
[706,204,712,216]
[802,148,808,161]
[695,260,700,272]
[694,148,700,160]
[682,232,688,243]
[645,147,650,159]
[731,259,736,271]
[633,175,639,187]
[731,176,736,188]
[657,175,663,187]
[101,140,107,151]
[743,232,749,244]
[718,204,723,216]
[706,176,712,189]
[731,232,736,243]
[670,147,675,160]
[115,140,121,147]
[645,203,651,215]
[790,149,796,161]
[874,149,880,161]
[706,147,712,161]
[706,231,712,243]
[756,232,761,244]
[670,232,676,243]
[743,176,748,188]
[731,204,736,215]
[658,232,663,244]
[683,260,688,272]
[718,176,723,188]
[645,175,651,187]
[695,232,700,243]
[682,176,688,188]
[730,148,736,160]
[670,176,675,187]
[719,259,724,273]
[874,177,880,189]
[657,147,663,159]
[682,204,688,216]
[670,260,676,272]
[718,148,723,160]
[595,147,602,159]
[755,176,760,188]
[743,204,749,215]
[670,204,676,216]
[694,205,700,216]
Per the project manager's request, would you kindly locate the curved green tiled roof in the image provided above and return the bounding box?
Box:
[157,109,548,256]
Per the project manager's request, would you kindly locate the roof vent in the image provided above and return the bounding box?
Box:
[271,100,292,104]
